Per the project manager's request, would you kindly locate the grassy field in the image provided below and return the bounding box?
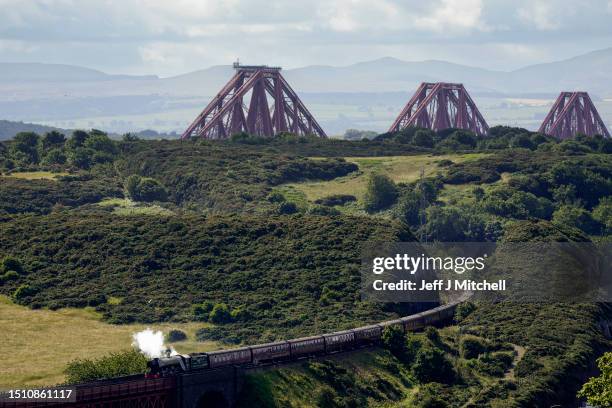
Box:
[277,153,488,209]
[1,171,69,180]
[0,296,218,388]
[97,197,175,216]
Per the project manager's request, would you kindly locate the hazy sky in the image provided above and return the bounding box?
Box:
[1,0,611,77]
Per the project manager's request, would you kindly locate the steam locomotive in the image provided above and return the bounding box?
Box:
[147,296,466,377]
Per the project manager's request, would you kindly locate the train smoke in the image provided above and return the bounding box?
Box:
[132,329,177,358]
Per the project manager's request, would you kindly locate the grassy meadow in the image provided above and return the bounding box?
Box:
[276,153,488,209]
[0,295,218,388]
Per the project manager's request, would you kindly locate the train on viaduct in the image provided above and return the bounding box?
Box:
[1,295,469,408]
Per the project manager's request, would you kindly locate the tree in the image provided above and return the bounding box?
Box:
[578,352,611,407]
[42,148,67,165]
[364,174,398,212]
[413,346,455,383]
[68,147,94,169]
[381,325,406,357]
[277,201,298,214]
[136,178,168,202]
[83,132,117,155]
[41,131,66,150]
[393,191,422,227]
[167,329,187,342]
[124,175,168,202]
[67,130,90,149]
[413,129,435,147]
[593,197,612,233]
[209,303,232,323]
[11,131,40,164]
[552,205,600,235]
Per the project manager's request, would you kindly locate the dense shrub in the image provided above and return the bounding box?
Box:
[124,175,168,202]
[460,335,488,359]
[552,205,600,235]
[277,201,298,214]
[64,349,147,383]
[314,194,357,206]
[364,174,398,212]
[208,303,231,323]
[167,329,187,342]
[413,346,455,383]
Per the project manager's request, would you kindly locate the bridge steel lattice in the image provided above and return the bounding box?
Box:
[181,63,326,140]
[389,82,489,136]
[538,91,610,139]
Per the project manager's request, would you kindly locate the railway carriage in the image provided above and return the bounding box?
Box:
[353,324,382,344]
[378,318,405,332]
[323,330,355,353]
[401,313,425,331]
[208,347,252,368]
[288,335,326,358]
[251,341,291,364]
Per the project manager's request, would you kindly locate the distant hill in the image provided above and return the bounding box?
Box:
[0,63,157,83]
[2,47,612,134]
[0,120,68,141]
[3,48,612,97]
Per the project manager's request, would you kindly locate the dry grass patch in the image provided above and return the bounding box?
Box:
[0,296,217,388]
[1,171,69,180]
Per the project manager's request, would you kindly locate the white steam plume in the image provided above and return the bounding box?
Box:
[132,328,177,358]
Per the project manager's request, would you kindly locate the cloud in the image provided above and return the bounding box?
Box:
[517,1,561,30]
[0,0,610,75]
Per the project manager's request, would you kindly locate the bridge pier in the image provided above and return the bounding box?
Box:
[176,367,244,408]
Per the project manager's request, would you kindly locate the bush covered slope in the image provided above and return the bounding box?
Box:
[0,211,414,344]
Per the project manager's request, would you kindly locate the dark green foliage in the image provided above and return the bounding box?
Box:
[209,303,232,323]
[118,141,358,212]
[42,148,67,165]
[593,197,612,232]
[454,301,475,322]
[13,284,36,300]
[413,129,435,147]
[266,192,286,203]
[167,329,187,342]
[41,131,66,152]
[277,201,298,215]
[482,186,554,220]
[11,132,40,164]
[364,174,398,212]
[418,206,501,242]
[0,212,412,343]
[414,383,450,408]
[305,359,401,406]
[552,205,600,235]
[381,325,406,357]
[307,205,341,216]
[460,335,488,359]
[578,352,612,408]
[467,352,514,377]
[314,194,357,207]
[0,175,123,214]
[124,175,168,202]
[413,346,455,383]
[64,349,147,383]
[192,301,214,321]
[2,256,23,274]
